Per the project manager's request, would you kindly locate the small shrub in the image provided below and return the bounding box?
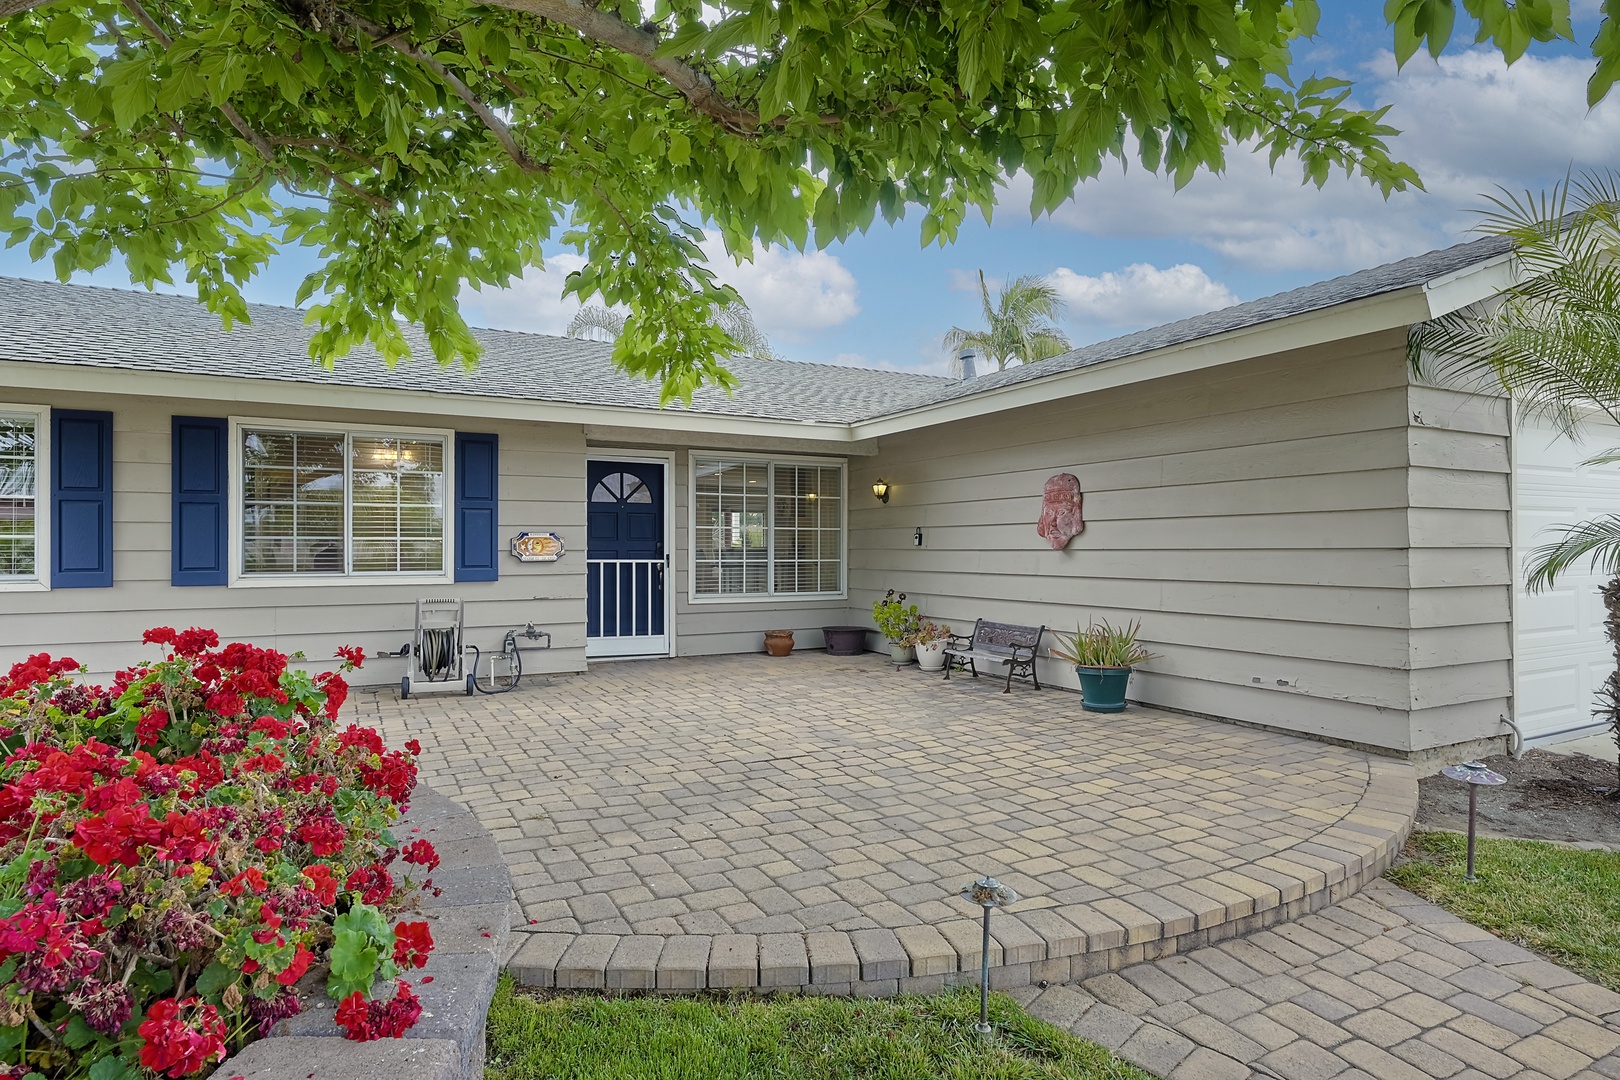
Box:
[872,590,922,643]
[0,629,439,1078]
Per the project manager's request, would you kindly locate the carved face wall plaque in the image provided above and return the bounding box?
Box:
[1036,473,1085,550]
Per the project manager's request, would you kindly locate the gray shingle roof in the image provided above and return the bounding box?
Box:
[0,232,1510,426]
[0,276,949,425]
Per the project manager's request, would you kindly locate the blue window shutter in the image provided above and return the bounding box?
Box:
[51,409,113,588]
[455,432,498,582]
[172,416,229,586]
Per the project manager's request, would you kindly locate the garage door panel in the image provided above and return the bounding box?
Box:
[1516,587,1581,638]
[1514,413,1620,741]
[1518,665,1584,723]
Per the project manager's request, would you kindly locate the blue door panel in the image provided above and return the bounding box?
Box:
[587,461,665,639]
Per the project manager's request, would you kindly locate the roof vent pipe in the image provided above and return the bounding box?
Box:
[954,348,978,381]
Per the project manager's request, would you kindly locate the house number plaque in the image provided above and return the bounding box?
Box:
[510,531,565,562]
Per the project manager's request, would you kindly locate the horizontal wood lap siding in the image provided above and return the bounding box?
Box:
[1405,383,1512,745]
[0,392,590,684]
[849,330,1503,752]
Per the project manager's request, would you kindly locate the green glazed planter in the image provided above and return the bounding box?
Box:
[1075,666,1132,712]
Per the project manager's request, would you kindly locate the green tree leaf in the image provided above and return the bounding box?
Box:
[0,0,1602,403]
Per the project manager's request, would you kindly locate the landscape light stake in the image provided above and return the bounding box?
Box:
[958,876,1019,1036]
[1439,760,1506,881]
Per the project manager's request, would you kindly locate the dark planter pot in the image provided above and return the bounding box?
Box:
[822,626,870,656]
[1075,666,1133,712]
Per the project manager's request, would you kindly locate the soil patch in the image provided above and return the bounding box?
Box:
[1416,747,1620,846]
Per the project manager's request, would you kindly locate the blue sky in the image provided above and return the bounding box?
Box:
[4,6,1617,377]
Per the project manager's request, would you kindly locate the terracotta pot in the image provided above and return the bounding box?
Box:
[764,630,794,657]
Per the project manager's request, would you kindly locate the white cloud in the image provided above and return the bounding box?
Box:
[1050,263,1239,334]
[457,240,860,346]
[700,240,861,341]
[458,252,588,336]
[1032,49,1620,274]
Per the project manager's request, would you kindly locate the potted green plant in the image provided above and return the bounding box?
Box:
[1047,618,1155,712]
[909,619,953,672]
[873,590,922,664]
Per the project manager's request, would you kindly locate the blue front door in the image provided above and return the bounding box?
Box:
[586,460,667,655]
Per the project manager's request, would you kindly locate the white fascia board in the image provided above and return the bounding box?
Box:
[1421,253,1517,319]
[849,285,1436,441]
[0,360,862,445]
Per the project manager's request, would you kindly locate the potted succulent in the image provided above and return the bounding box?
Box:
[1047,618,1155,712]
[910,619,953,672]
[873,590,922,665]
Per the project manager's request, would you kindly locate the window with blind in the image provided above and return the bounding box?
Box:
[0,410,41,584]
[239,425,448,578]
[692,457,843,598]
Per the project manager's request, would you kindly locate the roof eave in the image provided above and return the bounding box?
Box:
[849,283,1442,441]
[0,360,866,444]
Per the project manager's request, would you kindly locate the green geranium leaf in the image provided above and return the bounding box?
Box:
[195,960,237,997]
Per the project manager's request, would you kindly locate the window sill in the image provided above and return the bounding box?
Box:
[0,580,48,593]
[685,592,847,606]
[229,574,454,590]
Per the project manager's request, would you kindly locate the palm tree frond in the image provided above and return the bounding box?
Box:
[1527,516,1620,592]
[567,305,627,342]
[945,269,1071,370]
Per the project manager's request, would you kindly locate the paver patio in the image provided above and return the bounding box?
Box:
[1020,878,1620,1080]
[356,652,1415,993]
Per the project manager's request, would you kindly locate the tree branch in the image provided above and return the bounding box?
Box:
[0,0,55,17]
[344,13,549,174]
[123,0,279,162]
[483,0,763,133]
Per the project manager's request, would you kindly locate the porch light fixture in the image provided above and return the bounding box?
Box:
[1440,761,1505,881]
[959,876,1019,1036]
[872,479,890,504]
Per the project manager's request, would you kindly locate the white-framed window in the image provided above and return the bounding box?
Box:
[233,418,451,582]
[691,455,845,600]
[0,405,48,590]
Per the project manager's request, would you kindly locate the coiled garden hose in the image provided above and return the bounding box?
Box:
[417,627,459,682]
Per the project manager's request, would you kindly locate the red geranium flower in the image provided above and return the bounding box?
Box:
[301,865,338,906]
[392,921,433,969]
[297,817,346,857]
[276,944,315,986]
[345,864,394,906]
[334,981,422,1041]
[73,803,164,867]
[137,996,228,1077]
[401,839,439,873]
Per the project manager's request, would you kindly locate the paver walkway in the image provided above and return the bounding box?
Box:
[358,653,1414,993]
[1022,879,1620,1079]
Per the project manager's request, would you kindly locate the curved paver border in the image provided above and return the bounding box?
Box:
[219,786,516,1080]
[507,758,1416,996]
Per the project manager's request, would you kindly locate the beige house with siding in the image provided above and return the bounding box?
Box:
[1,234,1608,763]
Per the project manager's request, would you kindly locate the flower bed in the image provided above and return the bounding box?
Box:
[0,629,441,1079]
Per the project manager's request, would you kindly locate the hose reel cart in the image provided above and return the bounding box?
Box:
[401,597,475,699]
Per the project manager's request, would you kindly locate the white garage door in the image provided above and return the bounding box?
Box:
[1514,413,1620,743]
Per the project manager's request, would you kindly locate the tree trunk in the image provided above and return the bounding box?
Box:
[1600,578,1620,795]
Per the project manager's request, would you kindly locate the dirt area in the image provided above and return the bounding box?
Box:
[1416,746,1620,846]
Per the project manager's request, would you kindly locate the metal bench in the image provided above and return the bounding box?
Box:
[942,619,1046,693]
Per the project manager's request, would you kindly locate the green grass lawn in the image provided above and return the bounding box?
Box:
[485,977,1156,1080]
[1386,830,1620,992]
